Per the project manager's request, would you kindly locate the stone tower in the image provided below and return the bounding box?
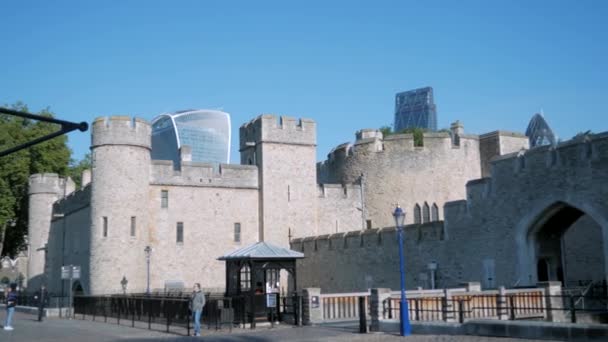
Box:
[27,173,73,290]
[240,115,317,246]
[89,116,151,294]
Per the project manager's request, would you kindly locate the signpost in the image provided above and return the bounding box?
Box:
[61,265,80,318]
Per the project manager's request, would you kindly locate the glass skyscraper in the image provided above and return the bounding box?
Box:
[151,109,231,167]
[394,87,438,132]
[526,113,556,147]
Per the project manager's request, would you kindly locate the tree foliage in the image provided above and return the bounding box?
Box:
[0,102,82,257]
[378,125,426,146]
[380,125,452,147]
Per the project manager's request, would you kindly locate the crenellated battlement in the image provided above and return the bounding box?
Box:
[318,130,478,173]
[291,221,445,251]
[317,183,361,198]
[28,173,74,197]
[239,114,316,150]
[92,116,151,149]
[151,161,258,188]
[53,184,91,217]
[451,131,608,209]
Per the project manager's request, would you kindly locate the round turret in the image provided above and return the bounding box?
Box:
[89,116,151,294]
[27,173,66,291]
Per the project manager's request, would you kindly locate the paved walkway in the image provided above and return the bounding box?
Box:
[1,312,563,342]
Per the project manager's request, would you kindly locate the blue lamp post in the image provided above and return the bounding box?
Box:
[393,205,412,336]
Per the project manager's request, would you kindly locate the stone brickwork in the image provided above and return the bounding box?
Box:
[293,132,608,293]
[27,173,74,290]
[316,125,521,228]
[28,111,607,298]
[317,184,363,233]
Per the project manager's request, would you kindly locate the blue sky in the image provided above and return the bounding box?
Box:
[1,1,606,163]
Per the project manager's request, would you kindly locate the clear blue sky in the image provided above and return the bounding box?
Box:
[1,0,606,163]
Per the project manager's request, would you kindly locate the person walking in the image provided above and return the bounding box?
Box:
[35,285,48,322]
[190,283,206,337]
[4,283,17,331]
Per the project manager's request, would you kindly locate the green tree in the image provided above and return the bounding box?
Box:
[0,102,73,257]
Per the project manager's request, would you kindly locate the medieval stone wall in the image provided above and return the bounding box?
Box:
[294,133,608,292]
[317,129,483,228]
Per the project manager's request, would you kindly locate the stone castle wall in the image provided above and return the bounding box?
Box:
[317,129,484,228]
[240,115,319,246]
[294,133,608,292]
[316,184,363,234]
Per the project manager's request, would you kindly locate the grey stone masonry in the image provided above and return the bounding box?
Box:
[539,281,566,323]
[303,288,322,325]
[370,288,392,332]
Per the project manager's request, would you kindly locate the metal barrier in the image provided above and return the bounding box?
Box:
[72,294,246,336]
[320,292,370,321]
[382,291,608,324]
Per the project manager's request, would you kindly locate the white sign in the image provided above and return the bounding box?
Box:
[61,265,81,280]
[61,266,71,280]
[72,266,81,279]
[266,293,277,308]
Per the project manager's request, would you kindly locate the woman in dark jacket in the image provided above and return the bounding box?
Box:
[4,283,17,331]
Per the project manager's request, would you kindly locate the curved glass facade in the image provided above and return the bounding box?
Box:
[151,110,231,166]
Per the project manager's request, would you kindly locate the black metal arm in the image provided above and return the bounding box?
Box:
[0,107,88,157]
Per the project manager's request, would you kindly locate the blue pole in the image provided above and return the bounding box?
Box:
[398,228,412,336]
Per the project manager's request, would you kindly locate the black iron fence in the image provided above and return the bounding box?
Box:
[72,293,250,336]
[382,292,608,324]
[0,292,69,310]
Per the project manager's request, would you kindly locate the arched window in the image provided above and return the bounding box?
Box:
[432,203,439,221]
[414,204,422,224]
[423,202,430,223]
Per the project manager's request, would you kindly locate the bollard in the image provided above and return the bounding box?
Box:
[509,296,516,320]
[570,295,577,323]
[359,296,367,333]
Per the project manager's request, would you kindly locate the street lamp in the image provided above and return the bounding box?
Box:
[144,246,151,295]
[120,276,128,295]
[393,205,412,336]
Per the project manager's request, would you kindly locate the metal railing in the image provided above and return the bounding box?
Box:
[321,291,370,321]
[72,293,246,336]
[382,291,607,324]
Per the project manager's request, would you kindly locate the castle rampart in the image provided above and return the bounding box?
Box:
[317,127,482,228]
[317,184,363,233]
[239,115,316,150]
[151,161,258,189]
[91,116,151,149]
[27,173,74,290]
[291,222,447,292]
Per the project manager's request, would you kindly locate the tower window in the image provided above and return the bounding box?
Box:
[161,190,169,208]
[431,203,439,221]
[234,223,241,243]
[176,222,184,243]
[414,204,421,224]
[423,202,430,223]
[103,217,108,237]
[130,216,136,237]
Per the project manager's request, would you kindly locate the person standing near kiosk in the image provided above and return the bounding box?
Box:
[190,283,206,337]
[35,285,48,322]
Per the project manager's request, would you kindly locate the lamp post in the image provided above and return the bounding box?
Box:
[393,205,412,336]
[120,276,128,295]
[144,246,151,295]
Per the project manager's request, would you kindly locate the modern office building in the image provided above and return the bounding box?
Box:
[151,109,231,166]
[526,112,557,147]
[394,87,438,132]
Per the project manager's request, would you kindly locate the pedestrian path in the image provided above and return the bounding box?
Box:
[1,311,564,342]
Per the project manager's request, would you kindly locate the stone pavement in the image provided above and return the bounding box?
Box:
[0,312,563,342]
